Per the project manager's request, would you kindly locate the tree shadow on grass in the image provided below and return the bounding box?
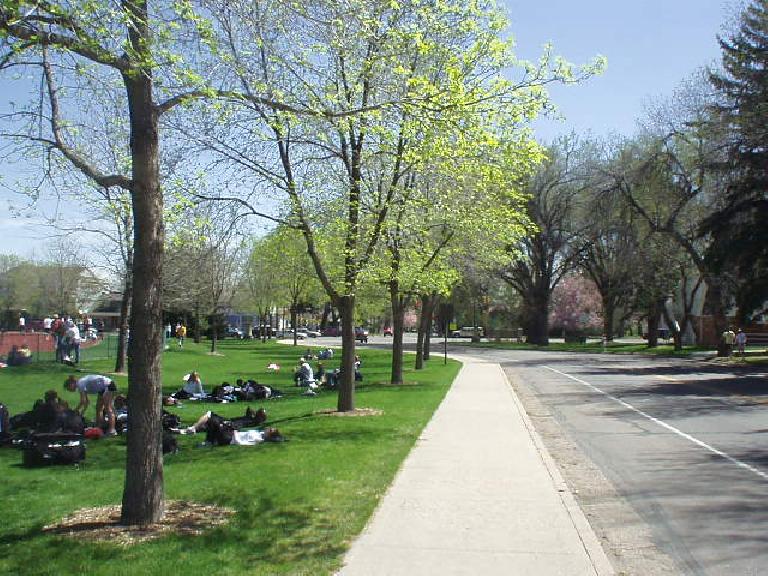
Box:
[1,497,347,574]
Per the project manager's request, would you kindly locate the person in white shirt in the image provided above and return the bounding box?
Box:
[182,371,206,397]
[175,410,283,445]
[64,374,117,434]
[65,320,81,363]
[735,328,748,359]
[43,316,52,332]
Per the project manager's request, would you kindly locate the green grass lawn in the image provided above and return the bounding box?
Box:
[0,340,460,575]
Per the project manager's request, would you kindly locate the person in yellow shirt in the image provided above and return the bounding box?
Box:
[176,323,187,347]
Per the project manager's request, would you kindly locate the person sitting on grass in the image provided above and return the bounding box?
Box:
[182,371,206,398]
[6,344,32,367]
[294,358,316,387]
[171,408,280,446]
[63,374,117,435]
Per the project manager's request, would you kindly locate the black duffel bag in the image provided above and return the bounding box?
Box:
[22,432,85,467]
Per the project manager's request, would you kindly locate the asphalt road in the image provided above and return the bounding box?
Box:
[479,348,768,576]
[290,336,768,573]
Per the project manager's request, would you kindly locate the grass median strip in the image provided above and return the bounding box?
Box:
[0,340,460,576]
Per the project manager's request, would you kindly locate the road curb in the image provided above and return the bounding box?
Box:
[502,366,615,576]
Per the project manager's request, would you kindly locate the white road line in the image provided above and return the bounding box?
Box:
[544,365,768,482]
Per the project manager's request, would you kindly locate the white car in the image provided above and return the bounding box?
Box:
[304,329,321,338]
[286,329,307,339]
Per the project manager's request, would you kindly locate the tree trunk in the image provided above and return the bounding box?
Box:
[415,294,429,369]
[646,304,660,348]
[210,314,218,354]
[524,289,550,345]
[193,304,201,344]
[423,293,437,361]
[703,275,728,347]
[602,295,616,342]
[114,260,132,374]
[291,303,298,346]
[662,304,682,352]
[120,31,164,525]
[337,295,356,412]
[390,286,406,386]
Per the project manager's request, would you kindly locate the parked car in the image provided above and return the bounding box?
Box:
[304,329,322,338]
[252,325,277,338]
[286,329,307,339]
[383,326,393,336]
[225,326,244,339]
[454,326,484,338]
[355,327,369,343]
[322,326,341,337]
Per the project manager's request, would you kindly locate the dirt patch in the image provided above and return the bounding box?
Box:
[316,407,383,417]
[43,500,234,546]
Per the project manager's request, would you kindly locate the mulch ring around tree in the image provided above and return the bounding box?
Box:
[316,408,383,417]
[43,500,235,546]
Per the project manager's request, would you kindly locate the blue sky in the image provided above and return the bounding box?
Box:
[0,0,730,258]
[504,0,729,140]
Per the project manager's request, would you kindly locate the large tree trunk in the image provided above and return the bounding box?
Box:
[114,258,132,374]
[120,27,164,525]
[662,303,682,352]
[390,286,406,385]
[524,289,550,345]
[337,295,356,412]
[703,275,728,349]
[646,303,660,348]
[602,295,616,342]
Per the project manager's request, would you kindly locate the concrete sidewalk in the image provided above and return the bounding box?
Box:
[337,355,614,576]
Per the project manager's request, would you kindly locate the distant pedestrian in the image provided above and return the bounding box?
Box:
[18,315,25,332]
[176,323,187,347]
[722,326,736,357]
[43,316,52,333]
[65,320,81,364]
[735,328,747,359]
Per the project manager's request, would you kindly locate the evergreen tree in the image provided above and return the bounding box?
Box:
[705,0,768,317]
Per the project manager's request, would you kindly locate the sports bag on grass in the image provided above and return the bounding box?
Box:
[22,432,85,466]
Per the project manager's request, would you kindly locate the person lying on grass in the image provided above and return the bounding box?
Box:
[169,407,282,445]
[64,374,117,435]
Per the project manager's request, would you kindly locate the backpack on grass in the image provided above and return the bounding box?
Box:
[22,432,85,467]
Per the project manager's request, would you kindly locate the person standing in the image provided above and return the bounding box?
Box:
[18,315,25,333]
[722,326,736,357]
[176,322,187,347]
[51,315,64,361]
[735,328,748,359]
[43,315,52,333]
[66,320,82,363]
[63,374,117,435]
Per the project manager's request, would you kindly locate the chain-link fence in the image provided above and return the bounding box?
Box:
[0,331,120,365]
